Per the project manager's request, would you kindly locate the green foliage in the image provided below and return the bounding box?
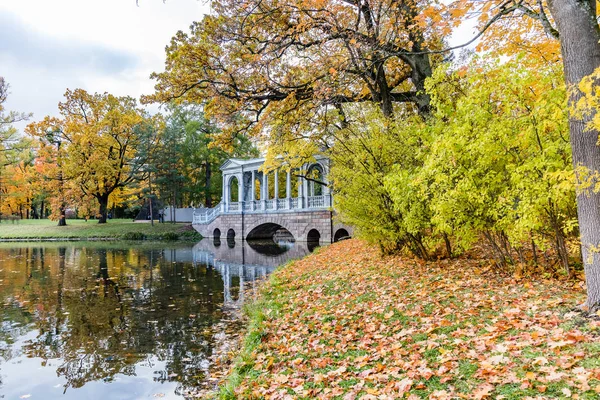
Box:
[151,103,259,210]
[330,106,432,258]
[332,57,577,268]
[158,231,179,241]
[423,60,574,247]
[120,231,147,240]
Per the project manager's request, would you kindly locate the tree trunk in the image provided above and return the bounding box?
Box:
[205,160,212,208]
[400,52,432,116]
[40,200,45,219]
[57,203,67,226]
[443,233,452,258]
[548,0,600,309]
[96,193,110,224]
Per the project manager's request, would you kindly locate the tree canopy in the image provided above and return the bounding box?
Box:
[27,89,161,223]
[144,0,453,160]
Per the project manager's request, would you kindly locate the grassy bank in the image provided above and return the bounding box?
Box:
[222,239,600,399]
[0,218,201,241]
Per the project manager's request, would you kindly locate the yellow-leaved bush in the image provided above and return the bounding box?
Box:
[332,57,577,272]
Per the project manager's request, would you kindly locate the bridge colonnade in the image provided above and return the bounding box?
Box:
[220,157,331,214]
[192,156,353,243]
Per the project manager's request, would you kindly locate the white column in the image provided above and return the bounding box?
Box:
[298,170,304,208]
[263,172,268,200]
[286,170,292,209]
[251,170,256,210]
[304,165,310,199]
[222,174,228,212]
[262,171,267,210]
[274,170,279,210]
[238,173,244,203]
[323,166,332,207]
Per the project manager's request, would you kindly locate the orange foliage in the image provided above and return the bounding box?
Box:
[229,240,599,398]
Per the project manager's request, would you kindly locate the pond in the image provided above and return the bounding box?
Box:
[0,239,312,399]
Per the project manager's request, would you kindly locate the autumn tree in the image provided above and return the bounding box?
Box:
[0,77,31,219]
[27,89,160,224]
[145,0,450,160]
[436,0,600,309]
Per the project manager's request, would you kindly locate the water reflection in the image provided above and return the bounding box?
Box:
[0,239,307,399]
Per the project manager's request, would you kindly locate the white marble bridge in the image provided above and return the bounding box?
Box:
[192,157,352,244]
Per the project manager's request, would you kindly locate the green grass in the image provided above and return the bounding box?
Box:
[0,218,202,241]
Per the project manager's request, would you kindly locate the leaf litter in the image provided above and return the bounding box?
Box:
[216,239,600,399]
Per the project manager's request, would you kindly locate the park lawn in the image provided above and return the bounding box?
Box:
[0,218,201,240]
[221,239,600,399]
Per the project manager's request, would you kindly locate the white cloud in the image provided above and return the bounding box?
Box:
[0,0,209,131]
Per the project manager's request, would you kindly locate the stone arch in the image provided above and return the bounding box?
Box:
[213,228,221,238]
[229,176,239,202]
[227,228,236,240]
[334,228,350,242]
[307,228,321,252]
[246,222,294,241]
[307,163,325,196]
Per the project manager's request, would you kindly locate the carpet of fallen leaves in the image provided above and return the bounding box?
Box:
[226,239,600,399]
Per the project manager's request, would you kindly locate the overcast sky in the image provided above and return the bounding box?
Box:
[0,0,210,131]
[1,0,476,133]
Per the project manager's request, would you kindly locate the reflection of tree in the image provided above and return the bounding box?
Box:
[0,244,227,396]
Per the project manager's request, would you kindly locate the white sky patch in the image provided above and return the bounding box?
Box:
[0,0,209,131]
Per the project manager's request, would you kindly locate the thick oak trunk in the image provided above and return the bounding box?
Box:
[57,206,66,226]
[96,193,110,224]
[549,0,600,309]
[400,52,432,116]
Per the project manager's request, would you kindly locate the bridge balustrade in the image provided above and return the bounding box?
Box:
[193,194,333,224]
[308,195,325,208]
[276,199,287,209]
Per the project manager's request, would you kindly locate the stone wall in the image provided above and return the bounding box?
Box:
[162,207,199,223]
[193,210,353,243]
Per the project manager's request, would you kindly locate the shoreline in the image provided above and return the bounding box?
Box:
[0,219,202,242]
[0,236,200,242]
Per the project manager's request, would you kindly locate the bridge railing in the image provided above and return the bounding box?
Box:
[276,199,287,209]
[308,195,325,208]
[193,201,223,224]
[192,195,333,224]
[265,199,275,210]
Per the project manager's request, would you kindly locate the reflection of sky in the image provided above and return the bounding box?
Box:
[1,330,181,400]
[0,241,298,399]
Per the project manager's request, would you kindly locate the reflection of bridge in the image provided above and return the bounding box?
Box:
[192,157,352,243]
[191,239,311,307]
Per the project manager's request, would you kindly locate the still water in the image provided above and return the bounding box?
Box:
[0,239,311,399]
